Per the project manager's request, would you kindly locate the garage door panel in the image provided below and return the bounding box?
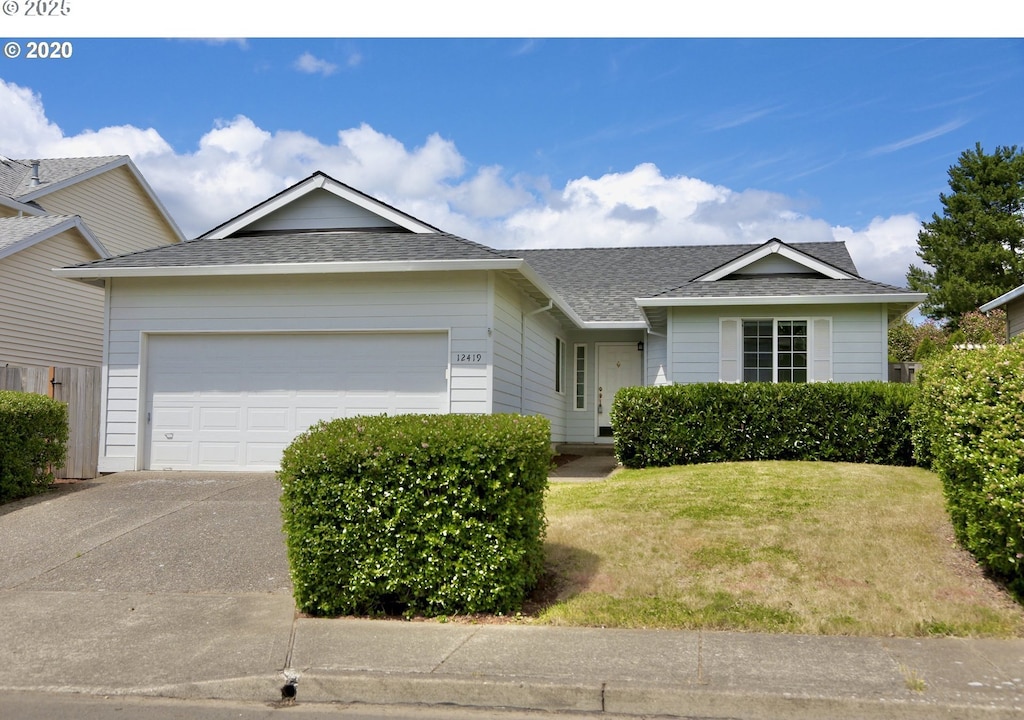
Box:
[247,407,290,431]
[199,407,242,431]
[146,332,449,471]
[150,441,192,464]
[197,443,241,466]
[152,407,194,430]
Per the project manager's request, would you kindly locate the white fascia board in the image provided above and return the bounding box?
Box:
[636,293,927,307]
[3,216,110,262]
[121,158,187,243]
[202,174,437,239]
[980,283,1024,312]
[16,156,125,203]
[319,176,438,233]
[513,261,591,329]
[697,240,855,282]
[579,321,649,330]
[53,257,524,281]
[0,195,45,215]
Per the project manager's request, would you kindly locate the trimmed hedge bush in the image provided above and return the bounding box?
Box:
[0,390,68,503]
[612,382,918,468]
[279,413,551,617]
[911,341,1024,593]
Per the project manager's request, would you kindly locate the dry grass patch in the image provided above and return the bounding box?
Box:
[532,461,1024,637]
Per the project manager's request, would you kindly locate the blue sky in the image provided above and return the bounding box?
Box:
[2,31,1023,291]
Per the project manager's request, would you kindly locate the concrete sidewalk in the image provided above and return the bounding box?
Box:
[1,468,1022,719]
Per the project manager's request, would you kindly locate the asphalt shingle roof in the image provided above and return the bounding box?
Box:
[0,156,122,198]
[517,242,865,323]
[0,215,77,254]
[66,230,519,270]
[653,275,915,299]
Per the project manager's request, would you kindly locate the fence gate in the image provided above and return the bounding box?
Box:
[0,365,101,479]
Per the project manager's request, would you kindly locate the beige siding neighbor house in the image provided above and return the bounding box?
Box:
[981,284,1024,340]
[58,171,925,472]
[1,155,184,366]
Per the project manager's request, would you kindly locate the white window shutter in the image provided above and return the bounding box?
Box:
[720,318,741,382]
[811,317,832,382]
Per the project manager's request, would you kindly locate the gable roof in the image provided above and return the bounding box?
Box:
[693,238,858,281]
[0,155,185,243]
[517,240,871,324]
[0,214,108,261]
[199,171,441,239]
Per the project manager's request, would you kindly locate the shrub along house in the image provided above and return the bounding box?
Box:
[56,171,925,472]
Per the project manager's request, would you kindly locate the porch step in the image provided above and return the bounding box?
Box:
[554,443,616,457]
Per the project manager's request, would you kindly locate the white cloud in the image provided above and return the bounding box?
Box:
[833,214,922,289]
[0,77,923,287]
[293,52,338,77]
[0,79,64,155]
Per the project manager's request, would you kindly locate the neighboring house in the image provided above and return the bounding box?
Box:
[980,284,1024,340]
[1,155,184,366]
[57,171,925,472]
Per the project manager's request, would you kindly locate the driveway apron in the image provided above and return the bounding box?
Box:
[0,472,296,697]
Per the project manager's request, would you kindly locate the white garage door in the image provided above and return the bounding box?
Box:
[145,332,449,471]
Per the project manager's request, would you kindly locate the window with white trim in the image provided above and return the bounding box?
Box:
[740,319,809,383]
[721,317,829,383]
[573,344,586,410]
[555,337,567,393]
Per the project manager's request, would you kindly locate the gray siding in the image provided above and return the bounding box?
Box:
[99,271,491,472]
[490,274,525,414]
[246,188,403,232]
[520,305,566,442]
[667,304,889,383]
[1008,296,1024,339]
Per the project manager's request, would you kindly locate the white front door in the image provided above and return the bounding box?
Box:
[596,343,643,437]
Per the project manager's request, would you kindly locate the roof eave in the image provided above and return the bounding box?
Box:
[636,293,928,307]
[3,216,110,262]
[980,284,1024,312]
[0,195,45,216]
[54,257,525,281]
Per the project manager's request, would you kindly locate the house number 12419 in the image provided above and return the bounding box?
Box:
[454,352,483,363]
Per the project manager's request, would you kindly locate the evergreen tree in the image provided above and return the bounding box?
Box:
[907,143,1024,327]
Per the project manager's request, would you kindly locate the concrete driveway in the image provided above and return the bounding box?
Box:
[0,472,297,697]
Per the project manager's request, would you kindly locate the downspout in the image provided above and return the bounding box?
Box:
[520,299,554,413]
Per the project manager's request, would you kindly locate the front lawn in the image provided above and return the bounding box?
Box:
[532,461,1024,637]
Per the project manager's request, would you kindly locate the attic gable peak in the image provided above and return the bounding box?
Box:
[696,239,856,282]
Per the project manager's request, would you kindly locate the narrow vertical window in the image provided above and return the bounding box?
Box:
[776,320,808,383]
[574,344,586,410]
[742,320,774,382]
[555,337,566,393]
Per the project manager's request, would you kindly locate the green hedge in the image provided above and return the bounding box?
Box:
[279,413,551,617]
[612,382,918,468]
[911,341,1024,593]
[0,391,68,503]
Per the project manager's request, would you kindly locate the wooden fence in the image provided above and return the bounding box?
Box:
[0,365,101,479]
